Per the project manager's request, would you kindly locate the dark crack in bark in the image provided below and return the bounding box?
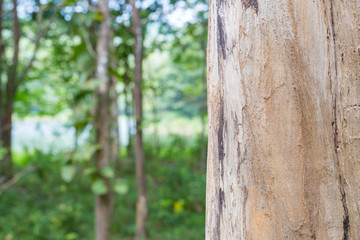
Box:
[241,0,258,14]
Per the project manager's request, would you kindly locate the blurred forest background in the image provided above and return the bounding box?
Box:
[0,0,208,239]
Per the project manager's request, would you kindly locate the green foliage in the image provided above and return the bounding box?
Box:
[0,151,94,240]
[0,147,7,160]
[2,0,209,239]
[61,165,76,183]
[101,166,115,179]
[0,135,206,239]
[91,178,108,195]
[114,178,129,195]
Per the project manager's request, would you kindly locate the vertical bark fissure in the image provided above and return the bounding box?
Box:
[241,0,258,14]
[218,98,224,179]
[329,1,350,239]
[215,1,226,239]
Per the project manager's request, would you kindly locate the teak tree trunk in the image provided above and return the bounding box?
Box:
[206,0,359,239]
[94,0,112,238]
[130,0,148,238]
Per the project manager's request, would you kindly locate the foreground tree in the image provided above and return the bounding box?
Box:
[206,0,359,239]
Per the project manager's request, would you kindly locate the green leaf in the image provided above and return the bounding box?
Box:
[101,166,114,178]
[94,12,104,22]
[0,147,7,160]
[114,179,129,195]
[65,232,78,240]
[91,179,107,195]
[73,144,99,163]
[83,167,96,176]
[61,165,76,183]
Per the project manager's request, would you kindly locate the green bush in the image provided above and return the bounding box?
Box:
[0,134,206,239]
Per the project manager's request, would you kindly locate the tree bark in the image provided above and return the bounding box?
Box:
[0,0,20,182]
[110,37,120,167]
[123,61,133,153]
[200,39,207,172]
[94,0,112,238]
[0,0,59,182]
[0,0,3,108]
[206,0,360,239]
[130,0,147,238]
[110,85,120,168]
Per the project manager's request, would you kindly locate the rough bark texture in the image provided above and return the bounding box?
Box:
[94,0,112,238]
[206,0,360,239]
[131,0,148,238]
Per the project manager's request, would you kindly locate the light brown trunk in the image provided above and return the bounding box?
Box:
[110,43,120,166]
[94,0,112,238]
[110,90,119,167]
[130,0,147,238]
[206,0,360,239]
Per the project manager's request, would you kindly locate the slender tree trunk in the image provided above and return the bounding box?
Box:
[199,39,207,172]
[0,0,3,110]
[0,0,5,181]
[110,39,120,166]
[123,61,133,154]
[130,0,147,238]
[110,88,120,167]
[0,0,20,181]
[94,0,112,238]
[151,87,159,154]
[1,105,13,182]
[124,86,131,151]
[206,0,360,239]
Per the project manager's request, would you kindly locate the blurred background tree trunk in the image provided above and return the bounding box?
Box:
[110,32,120,167]
[206,0,360,239]
[94,0,112,238]
[0,0,20,182]
[199,38,207,172]
[130,0,147,238]
[0,0,59,182]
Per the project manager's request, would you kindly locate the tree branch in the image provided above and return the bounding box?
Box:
[5,0,20,107]
[0,166,35,195]
[80,27,97,58]
[17,3,63,86]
